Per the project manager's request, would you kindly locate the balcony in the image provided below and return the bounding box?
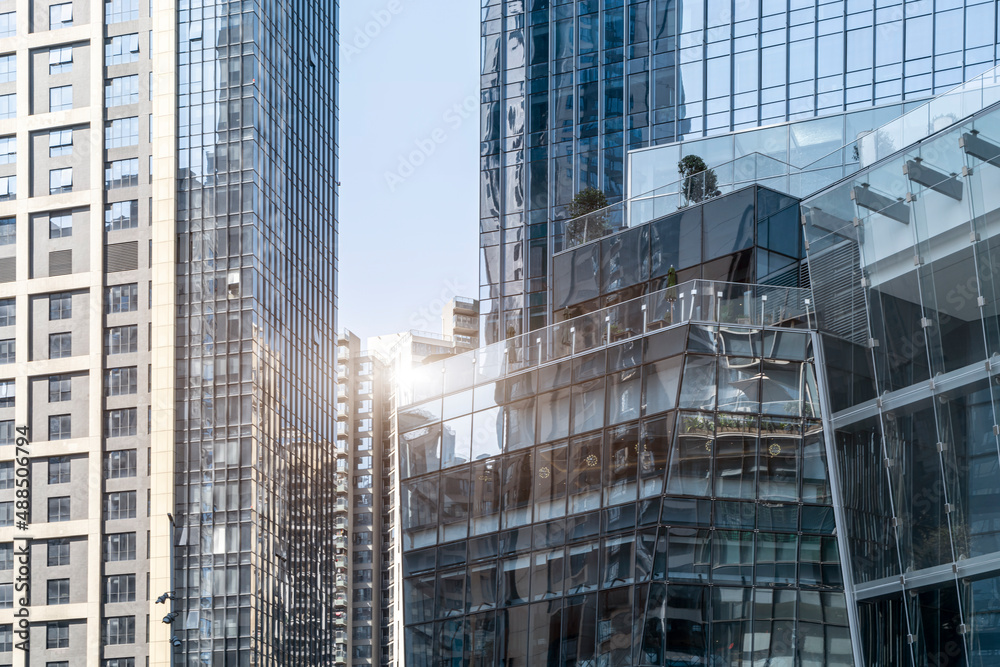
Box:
[453,314,477,332]
[453,296,476,312]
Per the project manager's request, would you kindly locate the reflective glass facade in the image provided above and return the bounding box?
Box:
[480,0,1000,341]
[172,0,338,665]
[552,186,804,319]
[398,283,857,664]
[802,96,1000,664]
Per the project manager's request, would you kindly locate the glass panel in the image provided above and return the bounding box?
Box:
[536,388,571,444]
[712,530,754,585]
[607,368,641,425]
[677,355,717,410]
[639,413,674,497]
[667,412,713,496]
[642,356,682,416]
[534,442,567,520]
[568,433,603,513]
[531,550,564,601]
[605,423,638,505]
[502,450,533,528]
[442,415,473,469]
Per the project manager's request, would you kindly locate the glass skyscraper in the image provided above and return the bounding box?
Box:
[479,0,1000,342]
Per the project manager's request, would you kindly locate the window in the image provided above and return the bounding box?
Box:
[353,550,373,564]
[0,137,13,164]
[105,158,138,189]
[0,502,11,526]
[356,456,372,469]
[352,626,372,640]
[105,200,138,230]
[0,13,14,37]
[48,415,71,440]
[103,574,135,603]
[49,332,71,359]
[49,85,73,112]
[104,660,135,667]
[0,174,16,200]
[0,217,12,246]
[353,532,372,545]
[47,497,70,522]
[0,583,11,608]
[49,3,73,29]
[354,475,372,488]
[0,421,12,445]
[353,607,373,621]
[0,339,13,363]
[104,408,136,438]
[0,54,13,85]
[103,617,134,645]
[352,590,373,604]
[49,662,69,667]
[0,94,14,119]
[104,449,136,478]
[49,167,73,194]
[49,47,72,74]
[103,532,135,561]
[0,380,12,407]
[48,539,70,566]
[358,437,372,451]
[0,543,11,570]
[354,493,372,507]
[46,621,69,648]
[104,367,137,396]
[105,325,138,354]
[50,293,72,320]
[49,213,72,238]
[105,75,139,106]
[105,34,139,65]
[49,375,71,402]
[353,569,373,583]
[103,491,136,520]
[105,117,138,148]
[49,129,73,156]
[48,457,70,484]
[0,462,12,489]
[46,579,69,605]
[354,513,372,525]
[106,284,138,313]
[105,0,138,23]
[0,300,13,327]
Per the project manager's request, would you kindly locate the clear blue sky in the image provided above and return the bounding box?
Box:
[338,1,480,342]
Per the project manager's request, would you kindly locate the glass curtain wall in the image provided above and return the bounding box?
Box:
[480,0,1000,343]
[173,0,338,664]
[803,99,1000,665]
[398,308,852,665]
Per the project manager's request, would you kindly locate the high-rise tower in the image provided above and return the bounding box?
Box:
[479,0,1000,342]
[0,0,338,665]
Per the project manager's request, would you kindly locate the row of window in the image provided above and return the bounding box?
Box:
[0,1,141,39]
[36,406,141,441]
[42,158,142,197]
[0,204,139,250]
[2,535,131,573]
[0,450,137,488]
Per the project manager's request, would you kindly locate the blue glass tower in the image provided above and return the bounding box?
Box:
[479,0,1000,343]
